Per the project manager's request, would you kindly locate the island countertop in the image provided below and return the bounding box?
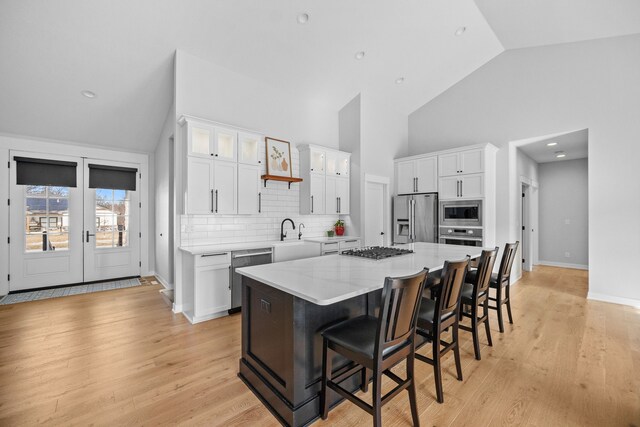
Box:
[237,242,484,306]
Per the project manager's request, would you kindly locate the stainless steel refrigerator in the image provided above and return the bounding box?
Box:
[393,193,438,244]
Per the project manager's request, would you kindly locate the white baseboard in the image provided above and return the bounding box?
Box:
[172,303,183,314]
[154,273,174,290]
[537,260,589,270]
[587,292,640,309]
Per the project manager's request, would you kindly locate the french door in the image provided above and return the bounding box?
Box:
[83,159,140,282]
[9,153,140,291]
[9,152,84,290]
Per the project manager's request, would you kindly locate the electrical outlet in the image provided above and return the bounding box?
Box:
[565,252,571,258]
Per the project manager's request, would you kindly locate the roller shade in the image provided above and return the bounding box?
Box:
[89,164,138,191]
[14,156,77,187]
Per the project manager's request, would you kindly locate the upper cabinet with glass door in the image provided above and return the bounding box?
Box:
[213,127,237,162]
[238,132,262,165]
[182,118,237,162]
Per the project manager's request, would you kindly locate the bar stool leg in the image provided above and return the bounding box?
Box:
[506,282,514,324]
[484,298,493,347]
[361,367,369,393]
[496,287,505,333]
[321,338,331,420]
[407,350,420,427]
[452,321,463,381]
[432,331,444,403]
[372,369,383,427]
[471,302,481,360]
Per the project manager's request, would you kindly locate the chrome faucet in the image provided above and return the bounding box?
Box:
[280,218,295,241]
[298,223,305,240]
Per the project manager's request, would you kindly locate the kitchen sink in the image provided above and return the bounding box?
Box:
[272,241,321,263]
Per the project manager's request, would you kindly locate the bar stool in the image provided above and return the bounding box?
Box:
[459,247,499,360]
[415,257,469,404]
[320,268,428,427]
[465,242,519,332]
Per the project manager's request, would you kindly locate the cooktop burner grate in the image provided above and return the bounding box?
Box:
[340,246,414,260]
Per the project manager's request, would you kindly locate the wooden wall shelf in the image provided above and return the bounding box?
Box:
[261,175,303,189]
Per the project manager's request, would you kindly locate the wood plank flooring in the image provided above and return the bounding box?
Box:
[0,267,638,426]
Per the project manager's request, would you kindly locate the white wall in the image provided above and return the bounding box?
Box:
[339,95,362,236]
[538,158,588,268]
[407,34,640,305]
[154,104,176,288]
[0,134,153,295]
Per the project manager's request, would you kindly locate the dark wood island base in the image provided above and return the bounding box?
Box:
[238,276,373,427]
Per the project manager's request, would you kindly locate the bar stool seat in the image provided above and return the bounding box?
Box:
[465,270,498,286]
[460,283,487,301]
[321,315,410,358]
[418,298,455,326]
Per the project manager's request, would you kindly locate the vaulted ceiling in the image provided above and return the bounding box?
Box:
[0,1,638,153]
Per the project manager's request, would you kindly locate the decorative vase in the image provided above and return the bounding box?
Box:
[335,226,345,236]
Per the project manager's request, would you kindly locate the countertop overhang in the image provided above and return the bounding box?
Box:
[237,242,484,306]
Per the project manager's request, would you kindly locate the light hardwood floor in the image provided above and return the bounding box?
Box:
[0,267,638,426]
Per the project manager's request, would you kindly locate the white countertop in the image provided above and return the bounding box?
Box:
[178,236,361,255]
[237,242,484,306]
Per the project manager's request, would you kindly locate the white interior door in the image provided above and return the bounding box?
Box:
[365,181,385,246]
[83,159,140,282]
[9,152,84,290]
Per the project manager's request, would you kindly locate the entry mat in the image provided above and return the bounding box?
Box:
[0,278,141,305]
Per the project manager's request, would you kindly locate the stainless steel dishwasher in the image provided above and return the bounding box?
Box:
[229,247,273,313]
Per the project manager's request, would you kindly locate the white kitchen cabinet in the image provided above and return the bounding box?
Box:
[213,161,237,214]
[395,156,437,194]
[182,252,231,324]
[321,238,361,255]
[339,238,360,252]
[438,173,484,199]
[438,148,484,177]
[187,157,215,214]
[181,116,266,215]
[213,127,237,162]
[299,145,351,215]
[308,174,325,214]
[238,132,262,165]
[237,164,261,214]
[325,176,349,215]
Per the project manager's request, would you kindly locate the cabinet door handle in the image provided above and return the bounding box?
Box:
[416,177,419,192]
[215,189,219,213]
[460,180,463,197]
[336,197,339,213]
[211,189,214,212]
[258,192,262,213]
[201,252,227,257]
[311,195,314,213]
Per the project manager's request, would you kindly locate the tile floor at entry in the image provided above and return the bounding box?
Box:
[0,267,637,426]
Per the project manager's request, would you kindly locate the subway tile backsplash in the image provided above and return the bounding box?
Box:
[180,147,349,247]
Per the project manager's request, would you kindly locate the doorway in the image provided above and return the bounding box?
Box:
[8,152,141,291]
[364,175,389,247]
[521,183,531,271]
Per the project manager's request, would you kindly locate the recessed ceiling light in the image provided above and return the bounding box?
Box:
[455,27,466,36]
[555,151,566,158]
[354,51,365,60]
[81,90,96,99]
[547,141,558,146]
[297,13,309,24]
[395,77,405,84]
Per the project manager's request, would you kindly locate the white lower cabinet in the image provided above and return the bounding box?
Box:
[321,239,361,255]
[182,252,231,324]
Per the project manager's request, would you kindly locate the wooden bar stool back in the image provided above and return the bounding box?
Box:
[459,247,499,360]
[490,241,519,332]
[415,257,469,403]
[320,268,429,427]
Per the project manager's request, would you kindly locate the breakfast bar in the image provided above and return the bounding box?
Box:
[237,243,483,426]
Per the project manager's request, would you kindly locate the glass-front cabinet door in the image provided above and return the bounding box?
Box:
[188,124,214,158]
[336,152,350,177]
[310,148,325,174]
[238,132,262,165]
[213,127,237,162]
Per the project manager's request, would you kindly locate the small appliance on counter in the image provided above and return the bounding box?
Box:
[229,248,273,313]
[393,193,438,244]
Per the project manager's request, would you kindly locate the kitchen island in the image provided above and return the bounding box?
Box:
[237,243,483,427]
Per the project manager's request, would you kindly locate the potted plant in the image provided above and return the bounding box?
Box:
[326,229,335,237]
[334,219,345,236]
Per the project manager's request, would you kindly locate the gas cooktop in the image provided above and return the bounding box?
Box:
[340,246,414,260]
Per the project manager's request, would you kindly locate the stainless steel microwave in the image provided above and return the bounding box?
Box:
[439,200,482,227]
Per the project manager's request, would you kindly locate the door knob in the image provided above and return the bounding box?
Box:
[380,232,384,235]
